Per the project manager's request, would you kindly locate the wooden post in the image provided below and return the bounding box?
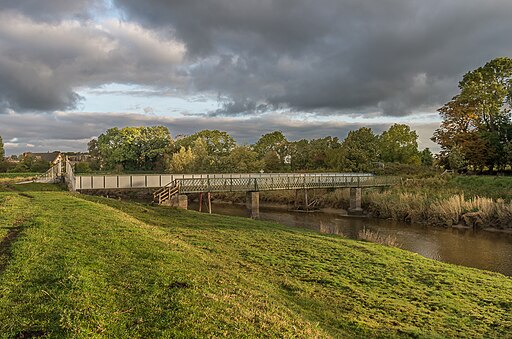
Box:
[207,192,212,214]
[199,192,203,212]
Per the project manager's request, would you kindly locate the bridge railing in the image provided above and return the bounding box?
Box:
[175,174,396,193]
[35,162,61,183]
[73,172,375,190]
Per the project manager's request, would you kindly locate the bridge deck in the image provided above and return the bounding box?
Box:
[73,173,395,192]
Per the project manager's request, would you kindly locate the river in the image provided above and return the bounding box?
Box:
[189,201,512,276]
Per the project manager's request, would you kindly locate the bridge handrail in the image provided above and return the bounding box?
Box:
[34,162,61,183]
[173,174,397,193]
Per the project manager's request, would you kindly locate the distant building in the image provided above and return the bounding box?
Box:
[23,151,62,165]
[4,155,20,163]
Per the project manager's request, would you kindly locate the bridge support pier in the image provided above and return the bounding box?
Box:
[246,191,260,219]
[348,187,363,215]
[177,194,188,210]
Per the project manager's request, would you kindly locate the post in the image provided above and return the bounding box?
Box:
[348,187,363,215]
[207,192,212,214]
[199,192,203,212]
[57,159,62,177]
[246,191,260,219]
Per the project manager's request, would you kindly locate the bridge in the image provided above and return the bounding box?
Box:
[37,159,398,217]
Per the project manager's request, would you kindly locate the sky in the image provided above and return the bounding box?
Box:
[1,0,511,155]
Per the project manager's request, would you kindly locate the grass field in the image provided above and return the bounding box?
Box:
[0,173,40,184]
[0,185,511,337]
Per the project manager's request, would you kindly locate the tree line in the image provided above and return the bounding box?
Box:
[84,124,432,174]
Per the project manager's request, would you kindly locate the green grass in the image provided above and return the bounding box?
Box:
[0,186,511,337]
[450,175,512,200]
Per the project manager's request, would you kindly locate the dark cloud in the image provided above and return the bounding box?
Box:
[0,111,440,155]
[114,0,512,116]
[0,0,510,123]
[0,13,186,113]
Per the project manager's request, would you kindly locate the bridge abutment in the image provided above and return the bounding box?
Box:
[348,187,363,215]
[246,191,260,219]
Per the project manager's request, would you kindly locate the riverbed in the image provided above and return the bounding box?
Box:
[189,201,512,276]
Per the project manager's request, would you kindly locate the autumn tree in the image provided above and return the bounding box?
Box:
[433,57,512,171]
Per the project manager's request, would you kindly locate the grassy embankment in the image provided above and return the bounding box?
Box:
[0,183,511,337]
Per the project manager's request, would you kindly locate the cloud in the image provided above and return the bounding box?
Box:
[114,0,512,116]
[0,0,102,21]
[0,13,186,112]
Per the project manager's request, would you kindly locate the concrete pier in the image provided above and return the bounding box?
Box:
[246,191,260,218]
[177,194,188,210]
[164,194,188,209]
[348,187,363,215]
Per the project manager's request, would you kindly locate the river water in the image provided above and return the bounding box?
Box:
[189,201,512,276]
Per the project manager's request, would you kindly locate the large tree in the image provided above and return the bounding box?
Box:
[329,127,379,172]
[92,126,172,171]
[433,57,512,170]
[253,131,289,172]
[379,124,421,165]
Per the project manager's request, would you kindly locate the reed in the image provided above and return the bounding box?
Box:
[358,227,400,247]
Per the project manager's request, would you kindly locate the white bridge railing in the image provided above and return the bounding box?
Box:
[71,172,394,191]
[35,161,61,183]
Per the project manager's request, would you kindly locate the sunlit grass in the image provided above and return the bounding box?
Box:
[0,185,511,337]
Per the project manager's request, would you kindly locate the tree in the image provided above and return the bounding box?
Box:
[379,124,421,165]
[433,57,512,171]
[253,131,289,171]
[448,146,467,173]
[92,126,172,171]
[308,137,340,170]
[225,146,263,172]
[420,148,434,167]
[174,130,235,157]
[0,135,4,161]
[168,146,195,173]
[0,135,6,172]
[329,127,379,172]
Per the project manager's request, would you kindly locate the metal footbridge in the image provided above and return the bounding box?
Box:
[36,160,397,212]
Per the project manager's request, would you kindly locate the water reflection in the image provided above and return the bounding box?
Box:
[189,201,512,276]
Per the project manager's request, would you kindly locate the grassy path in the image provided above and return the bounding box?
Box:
[0,189,511,337]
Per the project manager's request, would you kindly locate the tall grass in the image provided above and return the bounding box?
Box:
[368,192,512,229]
[358,227,399,247]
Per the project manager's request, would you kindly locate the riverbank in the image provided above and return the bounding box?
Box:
[211,175,512,229]
[1,185,511,337]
